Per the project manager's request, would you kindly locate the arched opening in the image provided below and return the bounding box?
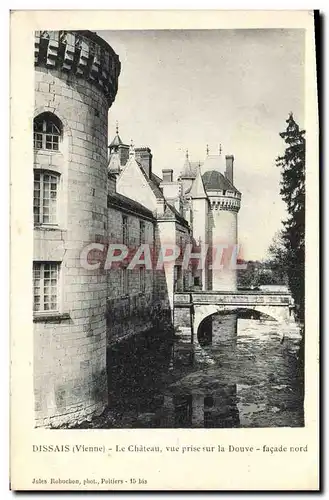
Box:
[197,307,278,347]
[33,112,63,151]
[234,308,277,322]
[198,315,213,346]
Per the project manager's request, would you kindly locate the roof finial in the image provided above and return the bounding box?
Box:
[129,139,135,157]
[219,143,222,155]
[206,144,209,156]
[185,148,189,160]
[116,121,119,135]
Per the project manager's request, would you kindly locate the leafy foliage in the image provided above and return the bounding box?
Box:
[237,256,287,289]
[267,230,289,285]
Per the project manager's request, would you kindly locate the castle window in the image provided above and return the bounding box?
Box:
[121,267,129,295]
[34,171,59,225]
[122,215,128,245]
[139,267,145,293]
[194,276,200,287]
[139,220,145,245]
[34,113,62,151]
[33,262,59,313]
[174,265,183,292]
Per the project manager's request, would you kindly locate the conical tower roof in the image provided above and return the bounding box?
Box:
[190,165,207,199]
[109,134,123,147]
[109,122,123,148]
[180,149,197,179]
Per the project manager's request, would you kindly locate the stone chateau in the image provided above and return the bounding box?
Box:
[33,30,241,427]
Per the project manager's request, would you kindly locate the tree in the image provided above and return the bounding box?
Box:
[266,230,289,285]
[276,113,305,321]
[237,260,261,288]
[237,259,282,288]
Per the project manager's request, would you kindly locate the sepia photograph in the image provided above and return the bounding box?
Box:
[33,27,305,430]
[10,9,319,491]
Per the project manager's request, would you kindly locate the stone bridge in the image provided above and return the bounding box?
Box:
[173,291,295,344]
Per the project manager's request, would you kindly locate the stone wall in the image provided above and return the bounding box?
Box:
[211,208,238,291]
[175,222,193,292]
[106,205,171,344]
[33,31,120,428]
[191,197,209,290]
[173,306,194,343]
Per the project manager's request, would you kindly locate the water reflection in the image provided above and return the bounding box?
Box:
[104,312,304,429]
[173,395,192,427]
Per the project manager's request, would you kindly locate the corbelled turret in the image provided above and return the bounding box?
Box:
[201,147,241,291]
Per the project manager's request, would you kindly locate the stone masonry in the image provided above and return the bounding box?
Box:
[33,31,120,428]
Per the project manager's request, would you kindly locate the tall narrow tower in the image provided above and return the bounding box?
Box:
[202,154,241,291]
[33,31,120,427]
[190,166,210,290]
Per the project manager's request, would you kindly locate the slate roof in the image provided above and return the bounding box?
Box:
[152,172,163,185]
[180,156,199,179]
[136,161,164,199]
[168,202,190,227]
[202,170,240,194]
[109,133,123,148]
[107,192,155,219]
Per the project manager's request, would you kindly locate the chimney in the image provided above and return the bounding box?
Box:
[162,169,173,183]
[135,147,152,178]
[225,155,234,184]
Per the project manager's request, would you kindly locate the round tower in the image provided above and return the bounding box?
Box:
[33,31,120,427]
[202,155,241,291]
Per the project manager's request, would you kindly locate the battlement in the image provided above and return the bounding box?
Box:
[34,30,121,107]
[209,192,241,213]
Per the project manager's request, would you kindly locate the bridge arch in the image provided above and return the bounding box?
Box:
[194,304,290,336]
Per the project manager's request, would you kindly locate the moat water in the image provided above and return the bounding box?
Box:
[91,313,304,428]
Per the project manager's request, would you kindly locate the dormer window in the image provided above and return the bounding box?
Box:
[34,113,62,151]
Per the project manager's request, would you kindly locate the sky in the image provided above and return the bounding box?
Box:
[98,29,305,260]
